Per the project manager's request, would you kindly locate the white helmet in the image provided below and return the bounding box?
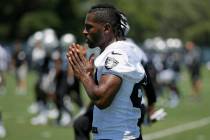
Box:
[60,33,76,48]
[42,28,59,52]
[27,31,44,48]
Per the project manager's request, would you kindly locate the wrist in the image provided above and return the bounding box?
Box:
[80,74,91,83]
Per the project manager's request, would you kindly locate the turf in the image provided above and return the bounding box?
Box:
[142,66,210,140]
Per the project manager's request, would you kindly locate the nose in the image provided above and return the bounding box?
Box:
[82,28,88,36]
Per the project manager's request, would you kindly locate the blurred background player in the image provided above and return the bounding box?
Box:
[155,51,181,108]
[0,44,8,138]
[11,40,28,95]
[185,41,202,99]
[28,29,85,126]
[29,35,52,125]
[0,112,6,138]
[0,44,10,95]
[143,37,182,108]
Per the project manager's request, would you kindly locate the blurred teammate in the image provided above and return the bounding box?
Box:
[185,41,202,98]
[155,51,181,108]
[30,51,51,125]
[0,44,10,95]
[0,112,6,138]
[51,50,80,126]
[12,40,28,95]
[0,44,8,138]
[67,4,152,139]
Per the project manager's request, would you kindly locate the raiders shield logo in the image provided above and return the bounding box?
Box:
[105,57,119,69]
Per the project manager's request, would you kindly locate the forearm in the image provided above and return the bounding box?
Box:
[80,74,101,102]
[79,74,120,109]
[147,103,155,116]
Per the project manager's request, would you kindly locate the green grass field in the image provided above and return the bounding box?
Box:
[0,66,209,140]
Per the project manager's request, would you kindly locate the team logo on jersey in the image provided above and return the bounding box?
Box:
[111,51,122,55]
[105,57,119,69]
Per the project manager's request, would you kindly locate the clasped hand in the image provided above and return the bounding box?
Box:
[66,44,95,80]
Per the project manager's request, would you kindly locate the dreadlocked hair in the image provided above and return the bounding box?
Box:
[88,3,130,39]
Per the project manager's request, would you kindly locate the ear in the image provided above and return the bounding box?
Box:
[104,23,112,33]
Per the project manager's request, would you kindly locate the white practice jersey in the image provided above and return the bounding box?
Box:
[0,45,10,71]
[126,38,148,65]
[93,40,146,140]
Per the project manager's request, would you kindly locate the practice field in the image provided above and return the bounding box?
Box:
[0,66,209,140]
[143,66,210,140]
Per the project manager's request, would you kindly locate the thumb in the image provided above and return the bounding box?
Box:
[89,53,95,65]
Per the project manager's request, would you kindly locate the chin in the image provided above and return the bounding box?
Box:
[86,39,97,48]
[89,45,96,49]
[87,43,96,49]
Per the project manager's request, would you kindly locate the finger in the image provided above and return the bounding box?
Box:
[67,50,76,65]
[68,43,73,51]
[74,44,88,64]
[66,49,72,56]
[69,45,75,53]
[70,60,76,72]
[67,55,75,70]
[79,52,88,66]
[72,44,87,67]
[75,44,83,58]
[89,53,95,65]
[67,47,80,72]
[73,48,82,65]
[66,51,73,61]
[71,49,82,68]
[81,45,87,58]
[67,48,73,58]
[68,43,77,53]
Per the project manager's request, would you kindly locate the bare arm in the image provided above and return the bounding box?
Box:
[66,44,122,109]
[81,73,121,109]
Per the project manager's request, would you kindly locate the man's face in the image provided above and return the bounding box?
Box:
[82,13,105,48]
